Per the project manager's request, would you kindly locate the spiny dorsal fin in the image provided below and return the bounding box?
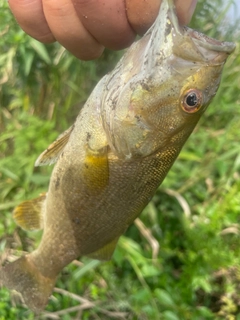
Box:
[87,237,119,261]
[35,125,74,167]
[13,193,47,231]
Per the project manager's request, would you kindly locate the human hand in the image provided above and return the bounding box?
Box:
[8,0,197,60]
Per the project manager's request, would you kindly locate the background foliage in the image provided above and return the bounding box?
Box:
[0,0,240,319]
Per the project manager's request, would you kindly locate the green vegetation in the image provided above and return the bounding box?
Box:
[0,0,240,319]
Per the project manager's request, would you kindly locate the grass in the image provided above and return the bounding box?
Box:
[0,0,240,319]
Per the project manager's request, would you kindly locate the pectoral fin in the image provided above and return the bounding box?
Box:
[87,237,119,261]
[35,125,74,166]
[83,146,109,192]
[13,193,46,231]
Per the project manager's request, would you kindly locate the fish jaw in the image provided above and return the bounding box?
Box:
[148,0,236,65]
[183,28,236,62]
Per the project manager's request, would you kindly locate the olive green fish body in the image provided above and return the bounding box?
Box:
[0,0,235,312]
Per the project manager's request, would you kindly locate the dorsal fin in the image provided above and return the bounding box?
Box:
[35,126,74,166]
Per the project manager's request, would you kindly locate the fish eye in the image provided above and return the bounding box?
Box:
[181,89,203,113]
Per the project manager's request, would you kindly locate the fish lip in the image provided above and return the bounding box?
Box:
[185,27,236,54]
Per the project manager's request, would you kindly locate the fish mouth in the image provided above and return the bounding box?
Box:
[188,28,236,53]
[183,27,236,63]
[146,0,235,65]
[162,0,236,64]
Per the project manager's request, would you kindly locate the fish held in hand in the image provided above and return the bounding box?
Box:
[0,0,235,312]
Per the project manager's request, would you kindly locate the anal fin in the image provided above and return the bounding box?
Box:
[87,237,119,261]
[13,193,46,231]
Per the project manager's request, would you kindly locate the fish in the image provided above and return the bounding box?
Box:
[0,0,235,313]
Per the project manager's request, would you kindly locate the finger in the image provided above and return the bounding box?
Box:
[72,0,136,50]
[42,0,104,60]
[175,0,198,25]
[125,0,160,35]
[8,0,55,43]
[125,0,198,35]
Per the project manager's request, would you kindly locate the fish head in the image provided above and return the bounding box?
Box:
[146,23,236,150]
[103,0,235,159]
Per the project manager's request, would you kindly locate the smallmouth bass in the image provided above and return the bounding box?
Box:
[0,0,235,312]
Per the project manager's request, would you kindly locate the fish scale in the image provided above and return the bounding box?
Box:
[0,0,235,312]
